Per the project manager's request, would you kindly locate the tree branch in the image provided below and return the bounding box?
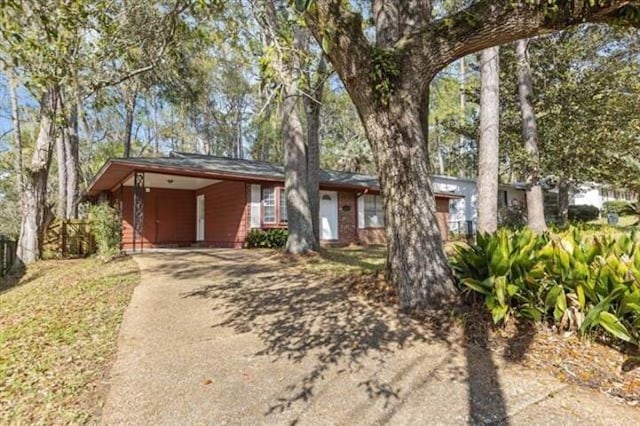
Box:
[303,1,374,107]
[406,0,639,77]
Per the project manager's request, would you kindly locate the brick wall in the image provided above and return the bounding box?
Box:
[196,181,248,248]
[337,191,358,245]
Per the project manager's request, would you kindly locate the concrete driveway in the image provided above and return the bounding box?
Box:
[102,249,639,425]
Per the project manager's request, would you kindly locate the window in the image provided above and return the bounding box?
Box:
[262,187,287,225]
[364,194,384,228]
[262,188,276,223]
[279,189,287,223]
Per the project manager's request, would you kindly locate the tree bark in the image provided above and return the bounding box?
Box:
[17,86,59,264]
[304,54,327,243]
[367,92,456,309]
[56,130,68,219]
[477,47,500,234]
[516,39,547,232]
[123,88,138,157]
[557,177,570,226]
[8,70,24,194]
[65,100,79,218]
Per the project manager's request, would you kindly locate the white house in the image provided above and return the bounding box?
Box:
[431,175,526,234]
[571,183,637,210]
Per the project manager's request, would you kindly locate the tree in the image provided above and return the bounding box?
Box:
[1,0,212,263]
[300,1,640,309]
[476,47,500,234]
[500,25,640,225]
[254,0,318,253]
[515,39,547,232]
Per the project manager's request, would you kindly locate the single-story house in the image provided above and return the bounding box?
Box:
[571,183,638,210]
[85,152,462,250]
[431,174,527,235]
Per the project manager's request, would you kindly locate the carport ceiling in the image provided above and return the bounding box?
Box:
[122,173,221,190]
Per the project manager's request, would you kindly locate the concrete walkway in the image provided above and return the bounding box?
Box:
[102,250,639,425]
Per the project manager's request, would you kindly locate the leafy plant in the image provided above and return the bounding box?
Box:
[88,203,121,259]
[603,200,634,216]
[245,229,288,248]
[451,227,640,346]
[568,205,600,222]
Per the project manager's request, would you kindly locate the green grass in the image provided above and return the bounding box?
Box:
[0,256,139,424]
[588,215,639,228]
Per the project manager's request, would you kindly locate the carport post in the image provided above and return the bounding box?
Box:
[133,171,145,253]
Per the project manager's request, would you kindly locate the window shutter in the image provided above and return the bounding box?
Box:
[357,195,365,229]
[250,184,261,228]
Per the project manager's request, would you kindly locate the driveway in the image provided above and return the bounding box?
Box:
[102,249,639,425]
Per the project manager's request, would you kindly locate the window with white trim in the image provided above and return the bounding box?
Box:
[262,187,276,223]
[364,194,384,228]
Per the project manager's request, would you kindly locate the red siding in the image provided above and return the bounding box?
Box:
[117,187,196,249]
[196,181,248,248]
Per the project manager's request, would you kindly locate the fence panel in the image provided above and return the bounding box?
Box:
[0,235,17,276]
[44,220,95,258]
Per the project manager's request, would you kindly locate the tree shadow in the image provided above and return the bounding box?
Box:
[168,248,538,424]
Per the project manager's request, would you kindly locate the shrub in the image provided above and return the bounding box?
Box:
[498,204,526,229]
[245,229,288,248]
[451,227,640,346]
[88,203,122,259]
[568,205,600,222]
[603,200,634,216]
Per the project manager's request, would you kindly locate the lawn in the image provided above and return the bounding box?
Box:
[0,256,140,424]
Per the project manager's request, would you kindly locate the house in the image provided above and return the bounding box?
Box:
[85,153,462,250]
[571,183,638,210]
[431,175,527,234]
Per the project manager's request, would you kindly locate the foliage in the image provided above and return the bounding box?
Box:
[498,203,527,229]
[604,200,635,216]
[88,203,121,259]
[245,228,288,248]
[568,205,600,223]
[451,228,640,346]
[0,257,139,423]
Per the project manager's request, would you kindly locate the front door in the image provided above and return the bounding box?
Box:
[196,194,205,241]
[319,191,338,240]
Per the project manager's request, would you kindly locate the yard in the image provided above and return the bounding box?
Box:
[298,243,640,405]
[0,257,140,424]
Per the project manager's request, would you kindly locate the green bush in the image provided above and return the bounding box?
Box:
[88,203,122,259]
[568,205,600,222]
[451,227,640,346]
[498,204,526,229]
[245,229,288,248]
[603,200,634,216]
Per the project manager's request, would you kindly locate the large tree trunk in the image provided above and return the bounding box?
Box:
[516,39,547,232]
[557,177,570,226]
[282,75,317,253]
[304,55,327,242]
[366,93,456,310]
[17,87,59,264]
[476,47,500,234]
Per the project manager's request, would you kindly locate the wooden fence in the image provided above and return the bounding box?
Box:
[44,220,95,258]
[0,235,17,277]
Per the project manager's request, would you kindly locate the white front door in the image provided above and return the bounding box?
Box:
[196,194,205,241]
[319,191,338,240]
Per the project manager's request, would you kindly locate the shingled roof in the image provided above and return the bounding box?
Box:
[86,152,464,198]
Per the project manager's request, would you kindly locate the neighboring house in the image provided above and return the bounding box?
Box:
[571,183,638,210]
[431,175,526,234]
[85,153,462,250]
